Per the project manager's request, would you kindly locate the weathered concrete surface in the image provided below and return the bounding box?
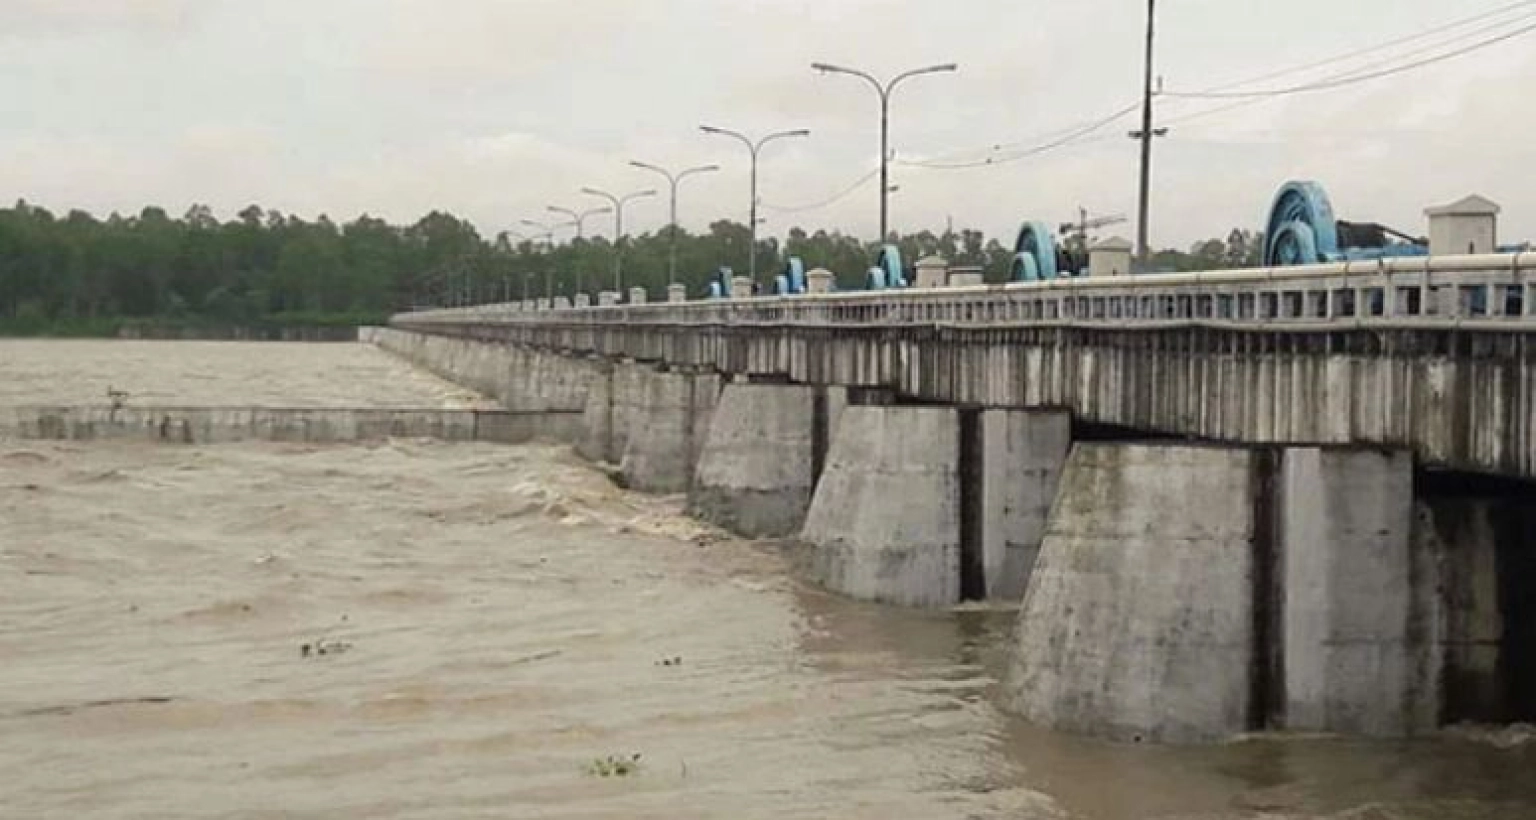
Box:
[1416,493,1536,723]
[1006,444,1259,744]
[688,383,816,538]
[368,327,594,419]
[802,407,961,609]
[406,316,1536,480]
[618,369,721,494]
[980,410,1071,599]
[1,406,578,444]
[609,363,648,466]
[1279,448,1433,736]
[576,361,616,463]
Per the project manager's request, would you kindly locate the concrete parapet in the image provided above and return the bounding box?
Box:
[979,410,1071,599]
[628,287,648,305]
[689,383,817,538]
[1006,444,1260,743]
[598,291,619,306]
[802,407,961,608]
[667,284,687,303]
[619,368,721,493]
[731,276,755,299]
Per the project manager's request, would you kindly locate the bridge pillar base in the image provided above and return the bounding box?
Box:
[576,361,615,463]
[1278,447,1435,736]
[802,406,961,608]
[979,410,1071,600]
[618,368,721,493]
[688,383,817,538]
[1006,443,1260,744]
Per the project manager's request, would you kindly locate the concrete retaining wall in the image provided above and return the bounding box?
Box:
[1,406,579,445]
[689,383,817,538]
[1007,444,1260,743]
[802,407,961,608]
[367,327,595,417]
[618,369,721,494]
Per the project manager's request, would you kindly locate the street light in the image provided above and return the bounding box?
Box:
[520,219,568,300]
[699,125,808,285]
[580,186,657,294]
[547,204,611,297]
[546,204,611,239]
[629,160,719,287]
[811,61,957,242]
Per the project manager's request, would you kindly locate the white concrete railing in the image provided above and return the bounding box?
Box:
[396,252,1536,331]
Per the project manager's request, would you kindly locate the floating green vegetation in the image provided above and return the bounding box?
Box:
[586,753,642,778]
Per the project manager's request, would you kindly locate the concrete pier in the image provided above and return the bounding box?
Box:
[802,407,961,608]
[1007,444,1261,744]
[1278,448,1433,735]
[576,360,616,463]
[689,383,817,537]
[618,368,721,494]
[978,410,1071,599]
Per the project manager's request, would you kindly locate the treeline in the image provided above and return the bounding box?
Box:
[0,199,1263,334]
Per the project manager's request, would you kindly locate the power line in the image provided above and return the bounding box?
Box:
[1164,18,1536,100]
[864,3,1536,175]
[1159,4,1536,128]
[914,101,1140,164]
[899,102,1140,170]
[760,167,880,214]
[1193,0,1536,94]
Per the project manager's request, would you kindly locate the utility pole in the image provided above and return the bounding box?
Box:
[1131,0,1167,268]
[630,160,719,286]
[699,125,809,286]
[812,61,957,243]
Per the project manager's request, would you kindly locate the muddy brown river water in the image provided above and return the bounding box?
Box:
[1,341,1533,819]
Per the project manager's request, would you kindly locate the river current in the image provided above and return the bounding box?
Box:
[1,340,1531,819]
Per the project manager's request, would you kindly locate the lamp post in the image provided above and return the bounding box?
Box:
[629,160,719,286]
[519,219,565,300]
[811,61,957,243]
[580,187,657,293]
[699,126,808,285]
[547,204,611,297]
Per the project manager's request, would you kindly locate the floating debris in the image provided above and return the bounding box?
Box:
[586,753,642,778]
[300,639,353,658]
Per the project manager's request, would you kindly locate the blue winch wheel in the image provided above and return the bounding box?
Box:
[866,266,887,290]
[877,244,906,288]
[710,266,733,298]
[1263,181,1341,267]
[785,257,807,294]
[1010,221,1060,281]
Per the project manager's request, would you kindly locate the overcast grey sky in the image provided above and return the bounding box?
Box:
[2,0,1533,249]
